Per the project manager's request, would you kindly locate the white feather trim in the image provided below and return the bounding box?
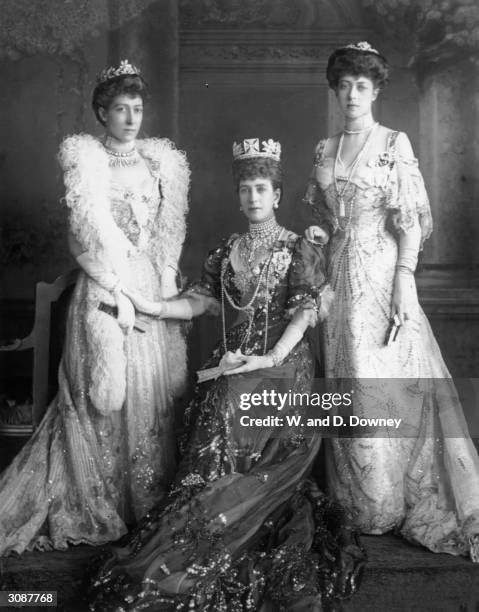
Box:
[85,309,126,414]
[59,134,191,400]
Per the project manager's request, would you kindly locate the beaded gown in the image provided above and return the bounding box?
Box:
[0,136,189,555]
[305,130,479,560]
[89,229,365,612]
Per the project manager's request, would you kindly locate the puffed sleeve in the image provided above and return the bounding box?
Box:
[185,236,236,302]
[303,139,338,237]
[286,237,333,326]
[386,132,433,249]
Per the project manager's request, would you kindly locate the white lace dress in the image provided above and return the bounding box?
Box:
[305,131,479,561]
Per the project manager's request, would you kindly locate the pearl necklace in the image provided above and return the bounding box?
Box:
[343,123,377,135]
[221,227,285,355]
[334,122,378,226]
[239,217,282,273]
[103,144,141,168]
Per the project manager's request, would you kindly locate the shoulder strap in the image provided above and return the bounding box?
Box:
[313,139,328,166]
[387,130,400,152]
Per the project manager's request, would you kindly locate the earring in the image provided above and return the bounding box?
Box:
[273,203,279,209]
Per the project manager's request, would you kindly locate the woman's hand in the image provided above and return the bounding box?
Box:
[391,273,419,328]
[304,225,329,246]
[124,290,163,317]
[115,293,136,333]
[203,296,221,317]
[218,349,246,372]
[223,351,274,376]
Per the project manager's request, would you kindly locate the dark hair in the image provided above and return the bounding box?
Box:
[92,74,149,125]
[326,48,389,90]
[232,157,283,194]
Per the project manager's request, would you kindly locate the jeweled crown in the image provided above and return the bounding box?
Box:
[232,138,281,161]
[344,41,379,55]
[97,59,141,84]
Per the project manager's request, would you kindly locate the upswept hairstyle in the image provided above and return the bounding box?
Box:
[326,48,390,90]
[232,157,283,194]
[92,74,149,125]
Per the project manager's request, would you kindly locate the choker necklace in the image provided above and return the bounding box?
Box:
[240,217,282,271]
[343,123,377,135]
[248,216,279,237]
[103,143,141,168]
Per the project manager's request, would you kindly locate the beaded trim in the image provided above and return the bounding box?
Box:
[104,146,141,168]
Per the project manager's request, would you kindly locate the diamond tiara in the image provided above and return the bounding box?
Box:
[97,59,141,85]
[232,138,281,161]
[344,41,379,55]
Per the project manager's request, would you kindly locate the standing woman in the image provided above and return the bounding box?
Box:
[305,42,479,561]
[0,60,190,554]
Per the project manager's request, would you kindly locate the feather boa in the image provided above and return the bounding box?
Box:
[58,134,190,407]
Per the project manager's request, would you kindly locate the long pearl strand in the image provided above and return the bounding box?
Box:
[334,122,378,222]
[221,228,285,355]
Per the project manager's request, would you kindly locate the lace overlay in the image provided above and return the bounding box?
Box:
[0,155,178,555]
[307,131,479,561]
[89,231,365,611]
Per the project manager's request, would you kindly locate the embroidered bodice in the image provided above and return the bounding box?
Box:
[110,169,160,251]
[188,230,326,356]
[304,131,433,247]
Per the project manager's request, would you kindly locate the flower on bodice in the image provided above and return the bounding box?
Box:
[374,151,396,168]
[271,247,293,279]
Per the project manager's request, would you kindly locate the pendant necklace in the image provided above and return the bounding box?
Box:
[334,122,378,221]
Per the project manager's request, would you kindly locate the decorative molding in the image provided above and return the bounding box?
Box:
[417,265,479,318]
[179,0,366,30]
[180,28,369,88]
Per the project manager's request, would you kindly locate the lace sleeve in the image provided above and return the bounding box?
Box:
[303,139,338,236]
[286,237,332,325]
[386,132,433,249]
[186,237,234,301]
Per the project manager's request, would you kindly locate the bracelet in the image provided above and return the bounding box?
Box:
[395,264,415,275]
[267,341,288,367]
[268,352,282,367]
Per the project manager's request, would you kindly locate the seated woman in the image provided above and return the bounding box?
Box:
[89,138,364,611]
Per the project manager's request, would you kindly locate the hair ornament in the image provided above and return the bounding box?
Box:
[344,41,379,55]
[97,59,141,84]
[232,138,281,161]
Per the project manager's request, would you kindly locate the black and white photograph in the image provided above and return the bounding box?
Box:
[1,1,479,610]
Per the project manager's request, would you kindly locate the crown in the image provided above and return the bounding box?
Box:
[232,138,281,161]
[97,59,141,84]
[344,41,379,55]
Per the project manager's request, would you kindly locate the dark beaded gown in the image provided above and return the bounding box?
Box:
[89,230,365,611]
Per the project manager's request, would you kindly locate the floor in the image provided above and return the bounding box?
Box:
[1,535,478,611]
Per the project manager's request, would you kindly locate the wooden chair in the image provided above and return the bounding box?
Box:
[0,269,79,430]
